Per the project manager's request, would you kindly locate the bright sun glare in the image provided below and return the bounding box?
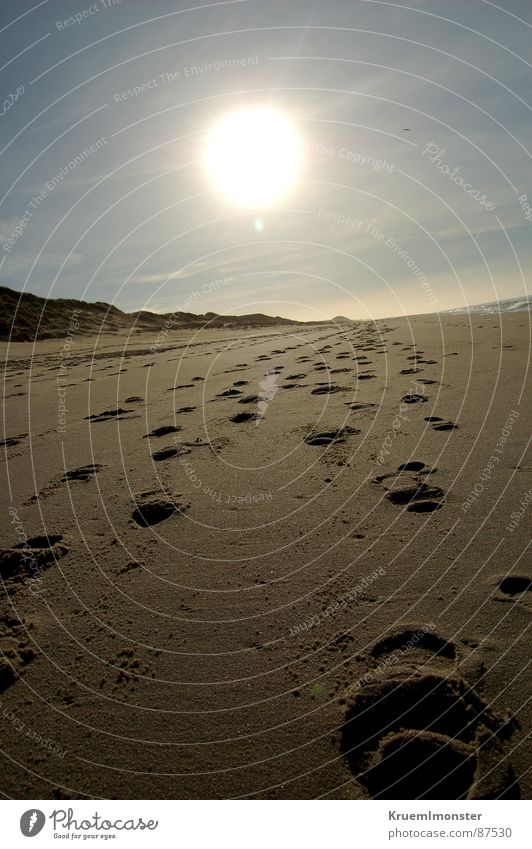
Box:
[203,107,303,208]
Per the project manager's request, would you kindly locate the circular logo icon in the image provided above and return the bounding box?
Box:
[20,810,46,837]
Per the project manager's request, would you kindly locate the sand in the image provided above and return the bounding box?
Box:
[1,312,530,799]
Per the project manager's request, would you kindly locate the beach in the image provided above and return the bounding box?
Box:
[1,311,530,799]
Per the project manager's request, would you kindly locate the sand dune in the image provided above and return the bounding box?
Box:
[0,285,301,342]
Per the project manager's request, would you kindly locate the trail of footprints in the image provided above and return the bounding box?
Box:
[0,327,491,722]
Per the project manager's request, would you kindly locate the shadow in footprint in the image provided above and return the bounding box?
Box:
[131,499,185,527]
[304,426,359,446]
[86,408,137,422]
[407,499,443,513]
[497,576,531,595]
[311,385,344,395]
[152,446,191,461]
[396,461,426,473]
[386,483,445,506]
[1,434,27,447]
[370,626,456,663]
[217,389,242,397]
[364,731,475,799]
[144,425,182,438]
[402,393,427,404]
[341,669,517,799]
[61,464,104,482]
[230,411,260,424]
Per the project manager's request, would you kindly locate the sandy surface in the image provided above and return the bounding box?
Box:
[1,313,530,799]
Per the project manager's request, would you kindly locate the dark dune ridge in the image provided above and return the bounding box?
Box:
[0,285,304,342]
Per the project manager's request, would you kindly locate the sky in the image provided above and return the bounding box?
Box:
[0,0,531,321]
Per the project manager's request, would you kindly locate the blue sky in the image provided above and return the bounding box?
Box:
[0,0,531,320]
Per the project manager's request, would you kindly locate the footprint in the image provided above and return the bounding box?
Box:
[217,389,242,397]
[345,402,376,412]
[86,408,137,422]
[152,446,191,461]
[432,421,459,431]
[0,433,27,447]
[61,464,104,482]
[233,380,249,386]
[304,426,359,446]
[375,461,434,481]
[386,481,445,509]
[286,374,307,380]
[400,368,422,375]
[340,668,517,799]
[495,575,532,597]
[176,406,196,414]
[125,396,143,403]
[144,425,182,438]
[230,411,261,424]
[0,534,69,582]
[311,384,344,395]
[401,393,427,404]
[131,498,186,527]
[397,461,429,473]
[376,464,445,511]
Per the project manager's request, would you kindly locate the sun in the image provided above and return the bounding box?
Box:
[203,106,303,208]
